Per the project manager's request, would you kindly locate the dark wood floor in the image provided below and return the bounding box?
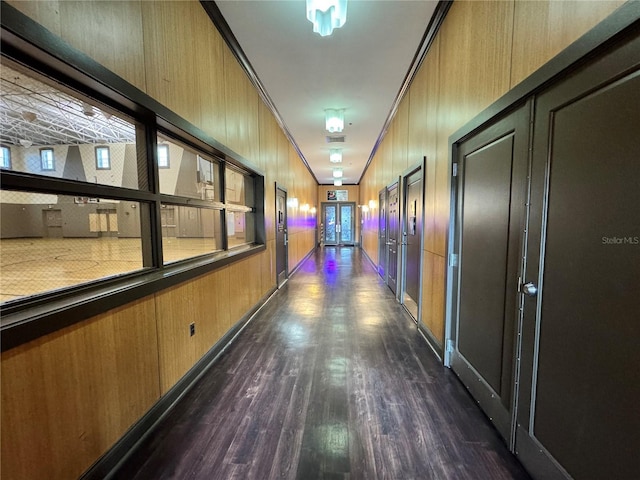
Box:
[113,247,531,480]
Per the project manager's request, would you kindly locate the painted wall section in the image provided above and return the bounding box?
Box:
[1,1,317,479]
[359,0,625,346]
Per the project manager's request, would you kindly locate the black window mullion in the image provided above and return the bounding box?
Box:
[145,123,164,268]
[220,160,229,250]
[0,170,156,202]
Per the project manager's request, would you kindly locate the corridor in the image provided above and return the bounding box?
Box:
[114,247,530,479]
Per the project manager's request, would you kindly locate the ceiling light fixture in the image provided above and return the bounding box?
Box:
[334,179,343,186]
[306,0,348,37]
[21,111,37,122]
[82,102,95,117]
[325,109,344,133]
[329,149,342,163]
[333,168,343,178]
[19,139,32,148]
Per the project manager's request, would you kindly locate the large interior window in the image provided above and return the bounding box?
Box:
[157,134,225,264]
[0,55,264,311]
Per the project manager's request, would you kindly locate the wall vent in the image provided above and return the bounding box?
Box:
[326,135,346,143]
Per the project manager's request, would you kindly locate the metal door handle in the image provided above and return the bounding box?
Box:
[521,282,538,297]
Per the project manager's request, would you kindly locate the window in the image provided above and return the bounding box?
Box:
[157,135,221,202]
[40,148,55,171]
[95,146,111,169]
[0,145,11,169]
[1,61,146,187]
[161,204,223,264]
[157,144,169,168]
[1,190,147,300]
[225,166,256,248]
[0,54,264,326]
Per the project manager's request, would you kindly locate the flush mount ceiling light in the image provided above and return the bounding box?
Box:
[306,0,348,37]
[21,111,37,122]
[325,108,344,133]
[332,168,343,178]
[82,102,95,117]
[329,149,342,163]
[334,179,343,186]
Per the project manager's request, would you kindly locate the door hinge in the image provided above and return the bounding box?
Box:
[449,253,458,267]
[446,339,455,354]
[452,163,458,177]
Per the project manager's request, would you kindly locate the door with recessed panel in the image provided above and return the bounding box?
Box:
[386,183,399,295]
[377,188,387,278]
[516,33,640,479]
[451,104,531,447]
[276,187,288,287]
[401,167,423,320]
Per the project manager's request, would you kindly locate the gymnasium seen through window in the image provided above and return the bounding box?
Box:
[0,56,264,307]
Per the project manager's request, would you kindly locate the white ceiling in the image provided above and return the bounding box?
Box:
[215,0,439,185]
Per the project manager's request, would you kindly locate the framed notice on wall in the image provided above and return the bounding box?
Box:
[327,190,348,201]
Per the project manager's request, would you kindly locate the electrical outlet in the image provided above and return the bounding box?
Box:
[189,322,195,336]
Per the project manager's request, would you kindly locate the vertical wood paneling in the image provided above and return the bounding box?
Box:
[197,8,228,145]
[262,240,276,294]
[7,0,146,91]
[435,0,514,258]
[408,36,439,255]
[6,0,62,36]
[421,251,446,345]
[155,281,200,393]
[510,0,625,87]
[392,98,410,176]
[224,48,260,162]
[59,1,146,91]
[1,297,159,480]
[141,1,202,127]
[155,267,235,394]
[259,103,279,243]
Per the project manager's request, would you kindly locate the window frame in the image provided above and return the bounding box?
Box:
[0,145,11,169]
[157,144,169,169]
[0,21,266,352]
[40,147,55,171]
[95,145,111,170]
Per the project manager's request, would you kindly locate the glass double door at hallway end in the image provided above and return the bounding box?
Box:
[322,202,355,245]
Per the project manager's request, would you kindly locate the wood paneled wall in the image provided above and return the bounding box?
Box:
[2,1,317,479]
[1,298,160,480]
[359,0,624,346]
